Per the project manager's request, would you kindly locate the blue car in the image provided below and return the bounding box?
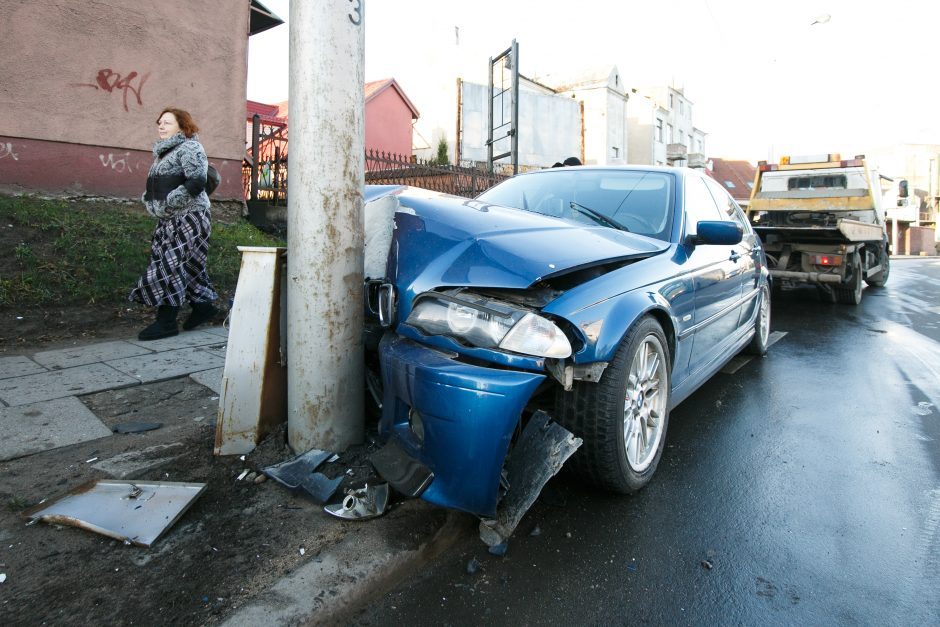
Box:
[364,166,771,518]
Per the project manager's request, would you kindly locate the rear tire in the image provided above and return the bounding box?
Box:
[556,316,670,493]
[745,283,771,356]
[835,255,863,305]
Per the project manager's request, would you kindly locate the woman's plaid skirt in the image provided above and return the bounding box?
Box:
[129,208,218,307]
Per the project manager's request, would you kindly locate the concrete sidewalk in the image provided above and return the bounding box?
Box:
[0,325,462,623]
[0,327,228,462]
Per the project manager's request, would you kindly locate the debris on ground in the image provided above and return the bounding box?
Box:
[23,479,206,547]
[324,483,390,520]
[487,542,508,557]
[466,557,482,575]
[111,421,162,434]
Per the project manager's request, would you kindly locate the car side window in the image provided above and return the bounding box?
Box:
[704,177,751,233]
[684,177,723,237]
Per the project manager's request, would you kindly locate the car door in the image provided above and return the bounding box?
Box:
[683,175,743,375]
[704,177,761,327]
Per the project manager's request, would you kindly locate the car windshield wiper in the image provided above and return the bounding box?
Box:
[569,202,630,232]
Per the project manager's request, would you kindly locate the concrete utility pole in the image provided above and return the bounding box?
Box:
[286,0,365,452]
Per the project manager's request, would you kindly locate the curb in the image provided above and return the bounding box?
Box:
[221,507,471,626]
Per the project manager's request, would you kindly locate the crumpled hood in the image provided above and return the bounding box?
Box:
[376,186,669,304]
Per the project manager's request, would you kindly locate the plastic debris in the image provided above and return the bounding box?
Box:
[0,573,6,583]
[369,438,434,497]
[263,449,342,504]
[487,542,508,557]
[299,547,305,556]
[466,557,481,574]
[236,469,249,481]
[253,474,267,484]
[85,457,98,464]
[111,421,162,434]
[479,411,582,548]
[529,525,541,537]
[323,483,390,520]
[701,560,714,570]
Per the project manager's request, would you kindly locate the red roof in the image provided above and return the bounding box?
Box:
[246,99,287,127]
[365,79,420,119]
[706,158,757,202]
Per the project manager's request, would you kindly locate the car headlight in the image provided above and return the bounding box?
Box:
[406,294,572,358]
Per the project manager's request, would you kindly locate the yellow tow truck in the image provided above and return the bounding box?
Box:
[746,153,890,305]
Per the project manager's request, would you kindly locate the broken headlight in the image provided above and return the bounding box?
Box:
[406,293,572,358]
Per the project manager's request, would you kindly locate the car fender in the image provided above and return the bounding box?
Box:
[558,289,678,364]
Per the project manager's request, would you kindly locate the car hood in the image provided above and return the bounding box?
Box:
[377,187,669,296]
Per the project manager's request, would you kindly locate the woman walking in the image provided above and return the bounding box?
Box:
[130,107,219,341]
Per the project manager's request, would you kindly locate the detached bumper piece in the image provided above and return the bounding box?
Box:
[479,411,582,548]
[370,438,434,497]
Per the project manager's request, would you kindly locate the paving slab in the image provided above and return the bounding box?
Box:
[190,367,223,394]
[201,326,230,338]
[125,329,223,351]
[0,363,139,407]
[32,340,153,370]
[105,347,224,383]
[0,396,112,461]
[0,356,47,380]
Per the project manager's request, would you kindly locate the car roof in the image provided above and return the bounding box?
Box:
[514,165,699,179]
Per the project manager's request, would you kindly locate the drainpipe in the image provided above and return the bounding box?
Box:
[286,0,365,452]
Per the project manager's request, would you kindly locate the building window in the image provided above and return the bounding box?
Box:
[669,94,674,109]
[746,182,754,189]
[612,146,620,158]
[724,180,736,188]
[679,130,685,145]
[667,124,674,144]
[655,119,663,142]
[679,101,684,116]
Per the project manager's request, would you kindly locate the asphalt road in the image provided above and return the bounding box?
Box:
[352,258,940,626]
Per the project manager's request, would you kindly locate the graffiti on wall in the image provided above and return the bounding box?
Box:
[98,152,139,174]
[73,69,151,112]
[0,142,19,160]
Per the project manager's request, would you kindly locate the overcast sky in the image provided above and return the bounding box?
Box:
[248,0,940,162]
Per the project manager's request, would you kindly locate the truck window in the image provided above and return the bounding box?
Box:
[787,175,847,190]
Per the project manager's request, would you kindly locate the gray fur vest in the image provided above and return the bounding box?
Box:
[143,133,210,219]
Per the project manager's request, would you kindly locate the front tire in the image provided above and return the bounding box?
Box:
[556,316,670,493]
[865,248,890,287]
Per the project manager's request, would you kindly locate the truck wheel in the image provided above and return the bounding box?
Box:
[555,316,670,493]
[745,283,771,356]
[835,256,863,305]
[865,251,890,287]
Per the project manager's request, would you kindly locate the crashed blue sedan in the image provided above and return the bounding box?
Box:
[364,166,771,521]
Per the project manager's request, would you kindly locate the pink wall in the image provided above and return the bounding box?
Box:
[0,136,242,198]
[0,0,250,199]
[365,88,415,157]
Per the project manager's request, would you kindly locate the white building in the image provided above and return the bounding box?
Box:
[628,86,706,167]
[536,67,630,166]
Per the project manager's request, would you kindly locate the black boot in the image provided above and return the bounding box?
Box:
[138,305,180,341]
[182,301,219,331]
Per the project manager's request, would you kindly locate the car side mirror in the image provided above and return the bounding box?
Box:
[687,221,743,247]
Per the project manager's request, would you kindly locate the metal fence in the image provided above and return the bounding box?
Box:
[243,148,509,205]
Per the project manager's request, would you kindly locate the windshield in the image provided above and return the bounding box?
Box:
[477,169,675,241]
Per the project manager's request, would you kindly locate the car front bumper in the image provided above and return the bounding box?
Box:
[377,334,546,516]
